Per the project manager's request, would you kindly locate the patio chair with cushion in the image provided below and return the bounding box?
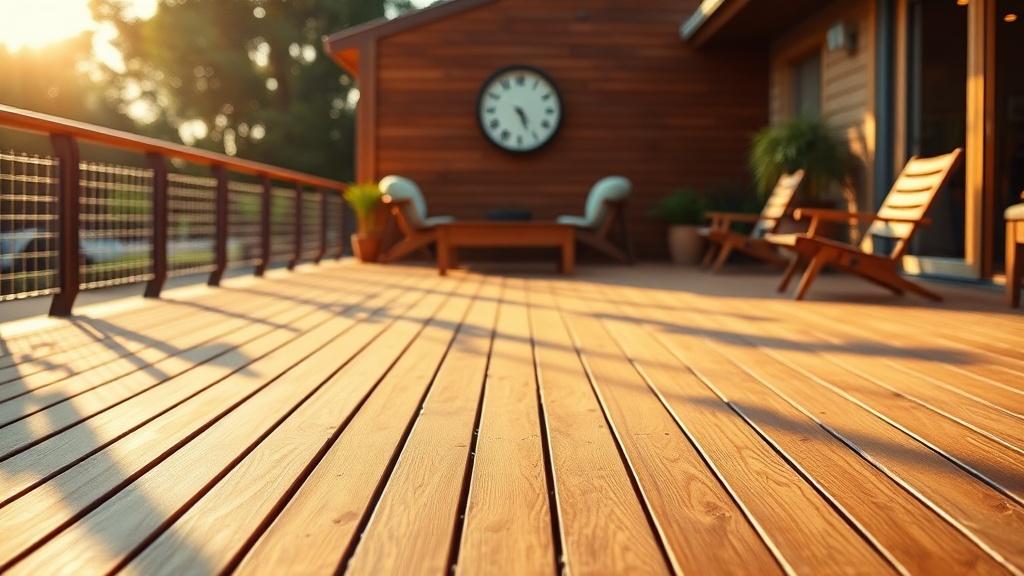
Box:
[378,175,455,263]
[557,176,634,263]
[700,170,805,272]
[766,148,963,301]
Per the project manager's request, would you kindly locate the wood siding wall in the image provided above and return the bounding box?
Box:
[371,0,768,258]
[769,0,877,208]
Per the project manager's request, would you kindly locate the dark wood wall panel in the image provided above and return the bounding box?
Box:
[373,0,768,258]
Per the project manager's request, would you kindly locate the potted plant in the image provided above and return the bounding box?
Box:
[343,182,384,263]
[750,117,850,204]
[653,187,707,264]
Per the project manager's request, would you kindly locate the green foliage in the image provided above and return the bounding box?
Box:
[652,188,707,226]
[750,118,849,200]
[343,182,383,235]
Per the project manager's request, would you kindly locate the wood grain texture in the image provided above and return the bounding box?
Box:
[344,278,500,576]
[456,279,555,576]
[367,0,768,258]
[1,263,1022,575]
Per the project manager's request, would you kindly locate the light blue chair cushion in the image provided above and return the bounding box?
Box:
[1006,203,1024,221]
[379,175,453,229]
[557,176,632,229]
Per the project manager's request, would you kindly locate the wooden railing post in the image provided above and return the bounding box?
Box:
[144,153,169,298]
[338,192,346,259]
[290,183,302,270]
[256,176,272,276]
[208,165,229,286]
[48,134,81,316]
[317,189,327,264]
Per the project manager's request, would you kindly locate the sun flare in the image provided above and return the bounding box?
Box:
[0,0,157,51]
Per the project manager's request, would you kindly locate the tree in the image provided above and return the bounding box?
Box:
[89,0,416,181]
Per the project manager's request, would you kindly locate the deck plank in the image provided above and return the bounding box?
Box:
[235,276,481,575]
[0,272,430,572]
[525,279,669,575]
[343,278,500,576]
[120,275,469,576]
[456,278,556,576]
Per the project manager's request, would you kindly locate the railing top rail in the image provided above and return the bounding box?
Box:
[0,104,346,192]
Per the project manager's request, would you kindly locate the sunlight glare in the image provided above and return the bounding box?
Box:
[0,0,157,51]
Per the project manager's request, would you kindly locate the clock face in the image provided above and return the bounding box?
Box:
[478,66,562,153]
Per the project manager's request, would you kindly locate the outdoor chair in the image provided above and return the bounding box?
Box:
[1007,194,1024,308]
[379,175,455,263]
[557,176,634,263]
[700,170,805,272]
[766,148,963,301]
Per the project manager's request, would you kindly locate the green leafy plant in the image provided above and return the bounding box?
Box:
[652,188,707,226]
[343,182,383,235]
[750,118,849,200]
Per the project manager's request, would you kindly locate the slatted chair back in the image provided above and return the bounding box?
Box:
[750,170,804,239]
[859,148,963,260]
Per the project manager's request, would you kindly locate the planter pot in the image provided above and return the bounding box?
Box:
[351,233,381,263]
[667,225,704,265]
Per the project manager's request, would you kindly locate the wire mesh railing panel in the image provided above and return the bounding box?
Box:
[301,191,322,261]
[227,180,262,269]
[79,162,153,289]
[325,193,344,258]
[0,151,60,300]
[270,187,296,263]
[167,173,216,277]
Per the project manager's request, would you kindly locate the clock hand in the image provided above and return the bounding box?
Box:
[514,106,529,128]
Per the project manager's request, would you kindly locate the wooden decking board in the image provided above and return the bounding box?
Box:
[0,269,397,503]
[456,278,556,576]
[628,283,1012,575]
[526,280,670,575]
[4,272,443,574]
[0,270,379,461]
[550,280,781,575]
[604,282,898,575]
[236,276,482,575]
[343,278,501,576]
[0,263,1020,575]
[121,275,471,576]
[0,276,421,569]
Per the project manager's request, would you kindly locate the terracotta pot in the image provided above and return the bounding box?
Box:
[667,225,704,265]
[351,233,381,263]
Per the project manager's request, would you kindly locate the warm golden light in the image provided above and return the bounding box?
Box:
[956,0,969,6]
[0,0,156,51]
[1005,13,1019,22]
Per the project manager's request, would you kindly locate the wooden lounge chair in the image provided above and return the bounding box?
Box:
[379,175,455,263]
[700,170,805,272]
[767,148,963,301]
[557,176,634,263]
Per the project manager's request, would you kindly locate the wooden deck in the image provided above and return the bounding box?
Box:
[0,261,1021,575]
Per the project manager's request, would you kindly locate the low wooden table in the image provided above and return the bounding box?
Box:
[435,221,575,276]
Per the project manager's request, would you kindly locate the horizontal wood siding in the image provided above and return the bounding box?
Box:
[373,0,768,258]
[769,0,877,208]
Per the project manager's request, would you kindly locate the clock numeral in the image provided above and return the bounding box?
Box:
[500,79,510,90]
[532,79,540,89]
[546,107,555,115]
[486,106,496,114]
[488,92,501,101]
[541,93,552,101]
[532,131,540,141]
[541,120,551,129]
[489,119,500,129]
[516,134,523,146]
[515,75,526,86]
[500,129,511,142]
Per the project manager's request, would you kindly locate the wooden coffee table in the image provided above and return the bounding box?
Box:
[435,221,575,276]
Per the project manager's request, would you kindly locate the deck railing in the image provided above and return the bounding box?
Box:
[0,104,347,316]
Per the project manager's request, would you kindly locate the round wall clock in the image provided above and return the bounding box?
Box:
[477,65,563,153]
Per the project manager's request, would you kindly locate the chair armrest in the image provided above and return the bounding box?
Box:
[793,208,931,226]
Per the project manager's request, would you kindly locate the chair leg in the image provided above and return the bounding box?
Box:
[897,276,943,302]
[701,244,719,268]
[794,252,829,301]
[710,241,734,273]
[1008,223,1021,308]
[778,255,803,293]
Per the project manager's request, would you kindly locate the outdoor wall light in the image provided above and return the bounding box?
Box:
[826,21,858,55]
